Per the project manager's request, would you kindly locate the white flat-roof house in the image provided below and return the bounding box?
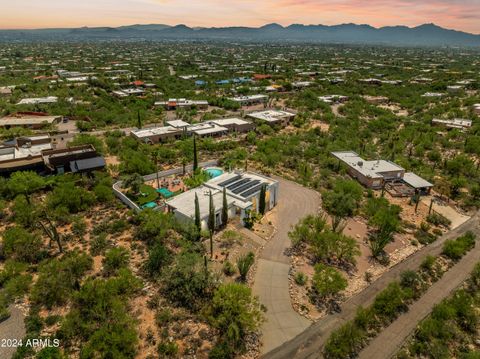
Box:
[155,98,208,110]
[228,95,268,106]
[332,151,432,193]
[246,110,295,127]
[432,118,472,130]
[17,96,58,105]
[187,123,229,138]
[318,95,349,104]
[167,171,279,231]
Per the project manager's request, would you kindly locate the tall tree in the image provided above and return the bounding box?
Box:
[137,110,142,129]
[193,135,198,172]
[222,187,228,227]
[194,192,201,232]
[208,191,215,258]
[258,185,267,215]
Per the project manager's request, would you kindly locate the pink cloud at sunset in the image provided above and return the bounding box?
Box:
[0,0,479,33]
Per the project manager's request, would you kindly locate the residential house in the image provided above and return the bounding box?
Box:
[167,171,278,230]
[246,110,295,127]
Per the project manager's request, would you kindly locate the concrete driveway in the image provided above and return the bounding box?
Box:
[253,177,321,354]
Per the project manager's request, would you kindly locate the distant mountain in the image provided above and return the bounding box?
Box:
[0,23,479,46]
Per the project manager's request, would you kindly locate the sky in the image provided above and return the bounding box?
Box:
[1,0,479,33]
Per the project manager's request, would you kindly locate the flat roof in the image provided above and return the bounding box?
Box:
[247,110,295,123]
[167,119,190,128]
[432,118,472,128]
[332,151,404,179]
[0,115,61,126]
[403,172,433,189]
[131,126,181,139]
[209,118,251,126]
[17,96,58,105]
[70,156,106,172]
[167,186,237,219]
[228,94,268,102]
[188,123,228,136]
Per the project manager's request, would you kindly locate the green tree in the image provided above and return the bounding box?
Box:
[222,187,228,226]
[208,191,215,258]
[7,171,45,203]
[205,283,264,353]
[323,180,363,231]
[258,185,266,215]
[194,192,201,232]
[193,135,198,171]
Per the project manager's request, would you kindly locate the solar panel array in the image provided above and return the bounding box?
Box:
[218,175,267,199]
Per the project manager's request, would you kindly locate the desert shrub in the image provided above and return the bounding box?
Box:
[90,232,110,256]
[222,261,236,276]
[31,251,93,308]
[294,272,308,286]
[323,321,365,359]
[102,247,130,275]
[237,252,255,281]
[442,232,476,261]
[427,213,451,228]
[145,243,172,277]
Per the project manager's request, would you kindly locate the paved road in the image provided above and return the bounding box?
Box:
[0,306,26,359]
[359,227,480,359]
[253,178,321,354]
[263,212,480,359]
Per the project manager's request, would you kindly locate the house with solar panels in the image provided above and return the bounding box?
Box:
[166,171,278,230]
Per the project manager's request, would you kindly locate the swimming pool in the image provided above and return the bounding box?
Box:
[206,168,224,178]
[141,201,157,209]
[157,187,174,198]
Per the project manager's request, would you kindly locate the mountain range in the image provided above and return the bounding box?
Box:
[1,23,479,46]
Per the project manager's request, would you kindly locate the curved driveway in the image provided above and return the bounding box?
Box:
[253,177,321,354]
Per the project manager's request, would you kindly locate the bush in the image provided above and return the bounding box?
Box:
[145,243,171,277]
[237,252,255,281]
[294,272,308,286]
[371,282,409,324]
[90,232,110,256]
[323,321,365,359]
[102,247,130,275]
[222,261,236,276]
[442,232,476,261]
[427,213,451,228]
[311,264,347,300]
[158,341,178,358]
[2,226,43,263]
[31,251,93,308]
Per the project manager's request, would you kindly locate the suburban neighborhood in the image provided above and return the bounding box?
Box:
[0,11,480,359]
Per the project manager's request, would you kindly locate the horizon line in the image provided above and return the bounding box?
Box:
[0,21,477,35]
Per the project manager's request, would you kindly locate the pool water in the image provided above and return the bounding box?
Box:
[141,202,157,209]
[206,168,224,178]
[157,187,174,198]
